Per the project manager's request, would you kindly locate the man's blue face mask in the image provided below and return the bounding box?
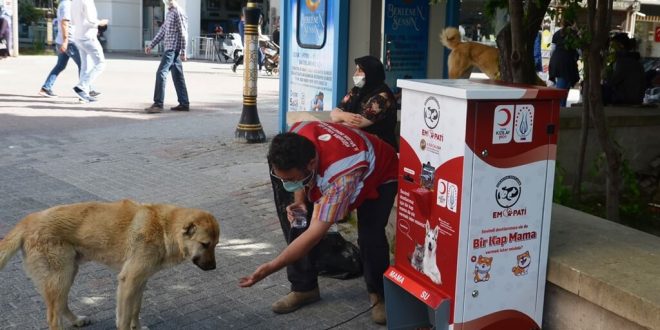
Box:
[271,169,314,193]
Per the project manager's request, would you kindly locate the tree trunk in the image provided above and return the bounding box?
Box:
[584,0,622,221]
[573,60,590,201]
[573,89,590,202]
[497,0,550,84]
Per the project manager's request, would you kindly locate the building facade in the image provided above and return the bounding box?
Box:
[94,0,276,53]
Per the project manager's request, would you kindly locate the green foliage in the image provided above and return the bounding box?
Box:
[484,0,507,18]
[590,151,646,219]
[18,0,43,25]
[553,162,572,205]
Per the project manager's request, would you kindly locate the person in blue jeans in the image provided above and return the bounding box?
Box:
[39,0,99,98]
[144,0,189,113]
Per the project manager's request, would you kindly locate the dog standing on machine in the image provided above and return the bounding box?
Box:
[0,200,220,330]
[441,26,500,80]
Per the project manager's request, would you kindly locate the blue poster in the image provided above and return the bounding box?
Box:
[383,0,429,89]
[286,0,339,113]
[297,0,327,49]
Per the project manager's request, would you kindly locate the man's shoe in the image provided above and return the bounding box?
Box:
[145,103,163,113]
[39,88,57,98]
[271,288,320,314]
[369,293,386,325]
[73,87,93,102]
[170,104,189,111]
[89,90,101,97]
[232,64,237,73]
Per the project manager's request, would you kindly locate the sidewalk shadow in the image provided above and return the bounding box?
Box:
[0,104,151,114]
[0,93,52,99]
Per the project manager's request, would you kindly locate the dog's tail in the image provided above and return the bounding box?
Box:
[0,223,24,270]
[440,27,461,50]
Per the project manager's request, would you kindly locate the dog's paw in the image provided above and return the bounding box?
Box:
[72,315,91,327]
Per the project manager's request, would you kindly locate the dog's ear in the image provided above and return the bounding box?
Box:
[425,220,430,231]
[183,223,197,237]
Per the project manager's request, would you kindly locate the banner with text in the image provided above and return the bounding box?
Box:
[383,0,429,90]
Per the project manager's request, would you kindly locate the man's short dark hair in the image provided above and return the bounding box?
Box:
[267,132,316,171]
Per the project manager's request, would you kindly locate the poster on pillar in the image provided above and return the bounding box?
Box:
[383,0,429,92]
[287,0,337,112]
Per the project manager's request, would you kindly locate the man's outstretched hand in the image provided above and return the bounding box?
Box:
[239,262,274,287]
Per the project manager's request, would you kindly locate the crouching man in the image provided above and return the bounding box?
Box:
[239,121,398,325]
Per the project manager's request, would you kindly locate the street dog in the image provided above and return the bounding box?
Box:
[422,221,442,284]
[441,27,546,86]
[441,27,500,80]
[0,200,220,330]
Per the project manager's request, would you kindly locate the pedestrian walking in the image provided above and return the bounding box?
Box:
[39,0,81,98]
[231,12,245,73]
[239,121,398,325]
[71,0,108,103]
[144,0,190,113]
[0,5,12,58]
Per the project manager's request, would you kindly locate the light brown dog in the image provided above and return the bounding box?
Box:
[0,200,220,330]
[441,27,501,79]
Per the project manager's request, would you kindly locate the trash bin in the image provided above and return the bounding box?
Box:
[384,79,567,330]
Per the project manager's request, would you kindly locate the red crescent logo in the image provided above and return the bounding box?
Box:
[497,108,512,126]
[438,181,447,194]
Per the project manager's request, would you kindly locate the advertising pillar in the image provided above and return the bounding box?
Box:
[278,0,348,132]
[384,79,567,329]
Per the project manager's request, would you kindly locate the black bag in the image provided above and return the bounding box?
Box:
[315,231,362,280]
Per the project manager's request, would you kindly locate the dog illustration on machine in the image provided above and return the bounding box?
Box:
[423,221,443,284]
[512,251,531,276]
[474,255,493,283]
[407,221,442,284]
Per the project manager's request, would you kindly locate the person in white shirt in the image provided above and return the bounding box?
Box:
[71,0,108,103]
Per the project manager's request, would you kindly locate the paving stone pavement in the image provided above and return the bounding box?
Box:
[0,55,383,329]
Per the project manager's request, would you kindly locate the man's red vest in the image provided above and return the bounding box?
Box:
[290,121,398,209]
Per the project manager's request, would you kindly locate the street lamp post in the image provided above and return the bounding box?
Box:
[235,1,266,143]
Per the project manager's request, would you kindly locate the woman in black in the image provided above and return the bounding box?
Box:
[330,55,398,150]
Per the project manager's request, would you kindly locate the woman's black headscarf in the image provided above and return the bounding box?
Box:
[355,55,386,91]
[349,55,398,150]
[350,56,395,113]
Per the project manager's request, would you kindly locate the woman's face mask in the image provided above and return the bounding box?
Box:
[353,75,366,88]
[353,65,366,88]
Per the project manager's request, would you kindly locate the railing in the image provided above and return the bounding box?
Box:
[191,36,216,61]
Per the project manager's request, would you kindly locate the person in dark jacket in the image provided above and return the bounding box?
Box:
[330,55,398,150]
[603,34,645,105]
[549,20,580,107]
